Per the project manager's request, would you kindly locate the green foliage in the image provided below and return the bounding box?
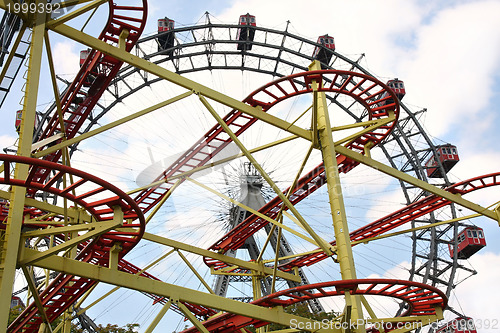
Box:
[8,306,24,325]
[80,323,140,333]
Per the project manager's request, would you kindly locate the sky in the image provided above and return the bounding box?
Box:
[1,0,500,332]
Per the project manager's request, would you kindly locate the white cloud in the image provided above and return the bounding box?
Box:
[401,1,500,137]
[450,252,500,331]
[0,134,17,151]
[3,1,499,330]
[52,41,80,76]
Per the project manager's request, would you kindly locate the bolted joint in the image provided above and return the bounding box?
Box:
[108,243,122,270]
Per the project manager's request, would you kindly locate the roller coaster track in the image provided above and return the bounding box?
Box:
[30,2,147,186]
[4,3,491,330]
[6,65,397,329]
[4,1,149,331]
[133,69,399,214]
[181,279,447,333]
[1,154,145,332]
[205,168,500,273]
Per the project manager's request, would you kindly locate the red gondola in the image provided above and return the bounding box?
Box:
[79,49,100,88]
[378,78,405,108]
[158,17,175,54]
[312,35,335,69]
[449,226,486,259]
[386,78,405,100]
[79,49,90,67]
[425,144,459,178]
[15,109,39,133]
[237,13,256,51]
[11,295,25,309]
[436,317,477,333]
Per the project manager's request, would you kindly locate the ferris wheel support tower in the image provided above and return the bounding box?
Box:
[1,2,499,332]
[214,162,324,313]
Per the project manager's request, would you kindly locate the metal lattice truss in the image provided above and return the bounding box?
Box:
[0,1,499,333]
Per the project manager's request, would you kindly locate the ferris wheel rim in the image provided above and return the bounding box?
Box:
[7,9,484,328]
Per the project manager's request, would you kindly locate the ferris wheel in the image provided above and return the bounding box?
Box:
[0,2,498,333]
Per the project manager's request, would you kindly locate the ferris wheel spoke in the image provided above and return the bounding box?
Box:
[337,145,499,222]
[2,5,496,331]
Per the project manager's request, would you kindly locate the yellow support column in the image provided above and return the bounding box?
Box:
[251,271,266,333]
[0,4,47,330]
[309,61,365,332]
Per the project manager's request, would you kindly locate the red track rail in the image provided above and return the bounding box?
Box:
[133,70,399,214]
[202,71,400,269]
[5,1,148,330]
[205,172,500,274]
[280,172,500,270]
[6,24,401,328]
[0,155,145,332]
[30,1,147,186]
[180,279,447,333]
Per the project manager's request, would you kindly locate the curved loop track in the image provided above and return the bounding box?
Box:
[1,154,145,332]
[204,70,400,268]
[181,279,447,333]
[5,1,148,331]
[31,2,148,186]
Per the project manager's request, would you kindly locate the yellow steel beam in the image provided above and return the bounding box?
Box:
[177,250,215,294]
[198,95,334,257]
[186,176,319,248]
[261,204,496,266]
[309,60,364,331]
[33,91,194,159]
[19,220,122,266]
[21,222,107,238]
[49,0,108,28]
[0,5,46,329]
[23,250,333,332]
[177,301,211,333]
[337,112,395,147]
[144,299,172,333]
[0,189,93,223]
[57,0,97,9]
[126,134,300,196]
[257,142,315,262]
[210,270,254,277]
[331,116,395,132]
[126,109,382,198]
[270,226,284,293]
[354,211,487,246]
[47,23,312,141]
[360,296,385,333]
[144,178,183,225]
[281,210,334,252]
[335,145,499,222]
[109,243,122,270]
[44,31,68,142]
[21,266,53,332]
[31,133,65,152]
[143,232,301,283]
[77,248,176,316]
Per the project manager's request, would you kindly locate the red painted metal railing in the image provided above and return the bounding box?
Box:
[5,1,148,331]
[1,155,144,332]
[30,2,147,186]
[180,279,447,333]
